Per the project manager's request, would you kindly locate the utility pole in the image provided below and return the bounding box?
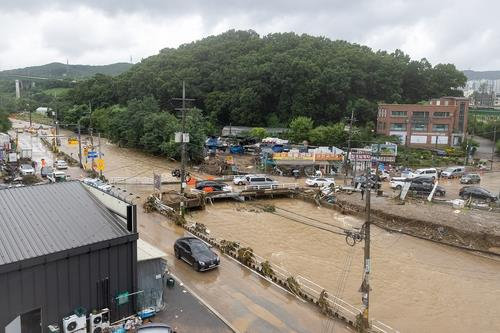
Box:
[360,168,372,332]
[172,81,195,216]
[77,121,83,168]
[98,133,102,178]
[344,106,355,185]
[492,125,497,171]
[89,102,94,173]
[28,104,32,128]
[55,108,60,146]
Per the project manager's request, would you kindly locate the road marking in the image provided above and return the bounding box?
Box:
[168,272,241,333]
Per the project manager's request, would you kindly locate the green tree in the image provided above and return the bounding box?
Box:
[288,116,313,143]
[249,127,268,139]
[0,108,12,132]
[309,123,347,146]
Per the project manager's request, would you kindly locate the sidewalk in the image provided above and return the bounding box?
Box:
[151,274,234,333]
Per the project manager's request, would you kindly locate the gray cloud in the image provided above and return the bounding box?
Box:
[0,0,498,70]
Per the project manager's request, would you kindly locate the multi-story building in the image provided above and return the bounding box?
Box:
[377,97,469,147]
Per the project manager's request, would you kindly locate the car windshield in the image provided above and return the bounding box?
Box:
[21,164,31,169]
[444,168,455,173]
[190,240,210,254]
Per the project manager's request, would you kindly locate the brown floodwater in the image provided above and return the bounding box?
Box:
[189,199,500,333]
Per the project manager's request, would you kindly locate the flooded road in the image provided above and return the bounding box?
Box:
[190,199,500,333]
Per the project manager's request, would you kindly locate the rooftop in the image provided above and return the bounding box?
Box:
[0,182,133,266]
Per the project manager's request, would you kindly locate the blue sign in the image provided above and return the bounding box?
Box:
[87,151,98,158]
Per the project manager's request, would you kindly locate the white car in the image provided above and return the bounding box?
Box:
[54,160,68,169]
[19,164,35,176]
[390,177,408,190]
[305,177,335,187]
[233,174,266,185]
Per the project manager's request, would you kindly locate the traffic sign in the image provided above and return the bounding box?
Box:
[96,159,105,171]
[88,151,98,158]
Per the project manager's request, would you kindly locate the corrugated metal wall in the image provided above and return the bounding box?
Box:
[0,240,137,332]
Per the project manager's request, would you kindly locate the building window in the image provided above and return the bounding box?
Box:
[433,112,450,118]
[412,122,427,131]
[391,111,407,117]
[390,123,406,131]
[432,124,448,132]
[412,111,429,118]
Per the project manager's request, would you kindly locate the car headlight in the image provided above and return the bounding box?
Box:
[199,261,205,266]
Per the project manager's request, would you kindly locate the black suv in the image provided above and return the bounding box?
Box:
[174,237,220,271]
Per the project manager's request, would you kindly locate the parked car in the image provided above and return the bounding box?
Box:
[19,164,35,176]
[174,237,220,271]
[54,160,68,170]
[49,171,70,183]
[409,182,446,197]
[413,168,438,180]
[137,323,175,333]
[246,176,279,190]
[441,166,465,178]
[305,177,335,187]
[459,186,498,202]
[232,174,265,185]
[460,173,481,184]
[40,166,54,178]
[195,180,232,192]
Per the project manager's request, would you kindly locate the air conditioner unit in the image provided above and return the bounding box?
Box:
[89,308,110,333]
[62,314,86,333]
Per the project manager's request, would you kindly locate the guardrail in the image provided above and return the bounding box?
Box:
[109,174,176,185]
[243,183,299,191]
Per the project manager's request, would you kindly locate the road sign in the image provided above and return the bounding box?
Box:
[96,159,105,171]
[88,151,98,158]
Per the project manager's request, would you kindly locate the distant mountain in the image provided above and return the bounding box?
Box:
[463,70,500,81]
[0,62,134,80]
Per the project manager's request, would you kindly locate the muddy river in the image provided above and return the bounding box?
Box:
[189,199,500,333]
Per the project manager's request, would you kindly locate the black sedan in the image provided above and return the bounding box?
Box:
[174,237,220,271]
[409,182,446,196]
[459,186,498,202]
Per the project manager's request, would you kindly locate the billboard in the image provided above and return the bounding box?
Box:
[371,143,397,163]
[273,152,343,161]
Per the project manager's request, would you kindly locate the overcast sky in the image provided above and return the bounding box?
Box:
[0,0,498,71]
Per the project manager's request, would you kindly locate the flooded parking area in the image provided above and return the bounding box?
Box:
[189,198,500,333]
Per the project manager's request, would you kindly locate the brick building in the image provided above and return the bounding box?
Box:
[376,97,469,147]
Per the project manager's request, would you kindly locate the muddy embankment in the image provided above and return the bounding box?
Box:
[296,192,500,255]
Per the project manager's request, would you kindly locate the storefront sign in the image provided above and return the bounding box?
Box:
[273,152,343,161]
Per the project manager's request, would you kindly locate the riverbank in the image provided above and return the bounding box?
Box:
[302,190,500,255]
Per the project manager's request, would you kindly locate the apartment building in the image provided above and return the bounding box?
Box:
[377,97,469,147]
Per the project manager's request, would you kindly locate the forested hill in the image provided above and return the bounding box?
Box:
[67,30,466,127]
[0,62,133,79]
[463,70,500,81]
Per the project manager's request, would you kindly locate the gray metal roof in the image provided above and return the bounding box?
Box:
[0,182,132,266]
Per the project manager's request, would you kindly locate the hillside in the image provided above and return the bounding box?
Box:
[67,30,467,127]
[463,70,500,81]
[0,62,134,79]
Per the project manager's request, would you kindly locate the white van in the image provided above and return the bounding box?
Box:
[441,166,465,178]
[246,176,279,190]
[413,168,438,180]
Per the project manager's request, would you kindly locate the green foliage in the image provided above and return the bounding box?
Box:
[59,30,465,129]
[309,123,347,146]
[0,108,12,132]
[288,116,314,143]
[249,127,268,139]
[496,140,500,153]
[0,62,133,79]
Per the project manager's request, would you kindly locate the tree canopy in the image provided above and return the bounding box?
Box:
[65,30,467,128]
